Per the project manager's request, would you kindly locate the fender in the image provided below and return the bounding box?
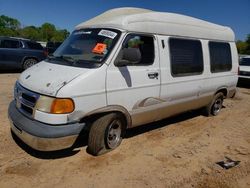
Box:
[81,105,132,129]
[215,86,228,98]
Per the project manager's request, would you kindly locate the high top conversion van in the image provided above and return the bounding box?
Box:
[8,8,238,156]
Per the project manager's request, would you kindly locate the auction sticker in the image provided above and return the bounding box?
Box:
[74,31,92,35]
[98,30,117,39]
[92,43,107,54]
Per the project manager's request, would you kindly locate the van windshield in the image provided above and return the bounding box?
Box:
[240,58,250,66]
[48,28,121,68]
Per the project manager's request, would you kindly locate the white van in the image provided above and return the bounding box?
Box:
[8,8,238,156]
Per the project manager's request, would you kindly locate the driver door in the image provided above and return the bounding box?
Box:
[106,34,160,126]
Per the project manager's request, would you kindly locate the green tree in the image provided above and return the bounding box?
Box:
[236,40,248,54]
[20,26,41,40]
[0,15,20,36]
[41,23,56,41]
[51,29,69,42]
[236,34,250,55]
[0,15,20,30]
[0,27,17,36]
[245,34,250,54]
[0,14,69,42]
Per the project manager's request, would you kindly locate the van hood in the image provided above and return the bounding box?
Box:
[19,61,90,96]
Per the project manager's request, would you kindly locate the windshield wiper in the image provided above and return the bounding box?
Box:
[47,55,76,64]
[47,55,102,68]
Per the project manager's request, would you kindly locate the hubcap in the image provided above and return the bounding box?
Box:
[106,120,122,149]
[213,98,223,115]
[24,59,36,69]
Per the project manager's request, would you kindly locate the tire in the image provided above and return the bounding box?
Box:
[204,92,224,116]
[22,58,38,70]
[87,113,125,156]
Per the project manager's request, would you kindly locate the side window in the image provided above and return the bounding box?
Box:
[0,39,20,48]
[169,38,203,77]
[209,42,232,73]
[26,41,43,50]
[119,34,155,65]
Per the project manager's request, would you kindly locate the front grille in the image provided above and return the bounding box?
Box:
[14,82,40,117]
[21,103,33,114]
[239,71,250,76]
[22,93,37,103]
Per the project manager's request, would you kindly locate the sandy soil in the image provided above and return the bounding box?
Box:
[0,73,250,188]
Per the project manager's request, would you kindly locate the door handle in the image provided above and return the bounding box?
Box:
[148,72,159,79]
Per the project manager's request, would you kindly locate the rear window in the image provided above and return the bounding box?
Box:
[239,57,250,66]
[26,41,43,50]
[209,42,232,73]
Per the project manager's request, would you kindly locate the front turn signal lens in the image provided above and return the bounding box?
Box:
[50,98,74,114]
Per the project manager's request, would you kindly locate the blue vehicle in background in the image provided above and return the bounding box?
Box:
[0,36,47,70]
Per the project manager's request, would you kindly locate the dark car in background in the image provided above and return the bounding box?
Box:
[45,41,62,55]
[0,36,47,70]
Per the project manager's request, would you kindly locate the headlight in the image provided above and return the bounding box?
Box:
[35,96,75,114]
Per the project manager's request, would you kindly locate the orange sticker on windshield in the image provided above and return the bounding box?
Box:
[92,43,107,54]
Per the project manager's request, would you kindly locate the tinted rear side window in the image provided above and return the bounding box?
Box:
[26,41,43,50]
[0,39,20,48]
[169,38,203,77]
[209,42,232,73]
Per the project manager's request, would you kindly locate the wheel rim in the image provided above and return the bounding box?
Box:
[24,59,36,69]
[212,97,223,115]
[106,120,122,149]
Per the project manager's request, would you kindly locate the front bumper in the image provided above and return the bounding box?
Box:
[8,101,86,151]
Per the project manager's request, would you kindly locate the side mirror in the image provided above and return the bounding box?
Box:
[114,48,141,67]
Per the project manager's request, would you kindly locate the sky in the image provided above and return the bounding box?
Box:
[0,0,249,41]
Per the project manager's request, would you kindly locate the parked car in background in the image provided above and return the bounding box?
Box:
[0,36,47,70]
[45,41,62,55]
[239,55,250,80]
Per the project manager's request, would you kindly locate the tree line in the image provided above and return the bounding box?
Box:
[237,34,250,55]
[0,15,70,42]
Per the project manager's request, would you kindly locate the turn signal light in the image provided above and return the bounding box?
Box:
[50,98,74,114]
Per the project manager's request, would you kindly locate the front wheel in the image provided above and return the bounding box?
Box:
[87,113,125,156]
[204,92,224,116]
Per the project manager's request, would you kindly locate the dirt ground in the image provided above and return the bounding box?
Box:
[0,73,250,188]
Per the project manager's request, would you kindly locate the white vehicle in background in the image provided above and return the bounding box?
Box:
[239,55,250,80]
[8,8,238,156]
[37,41,47,48]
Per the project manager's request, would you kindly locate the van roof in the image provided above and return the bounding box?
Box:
[76,7,235,42]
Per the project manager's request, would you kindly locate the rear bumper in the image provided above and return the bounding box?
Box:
[8,101,86,151]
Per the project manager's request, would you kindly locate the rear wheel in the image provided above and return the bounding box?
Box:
[87,113,125,156]
[22,58,37,70]
[204,92,224,116]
